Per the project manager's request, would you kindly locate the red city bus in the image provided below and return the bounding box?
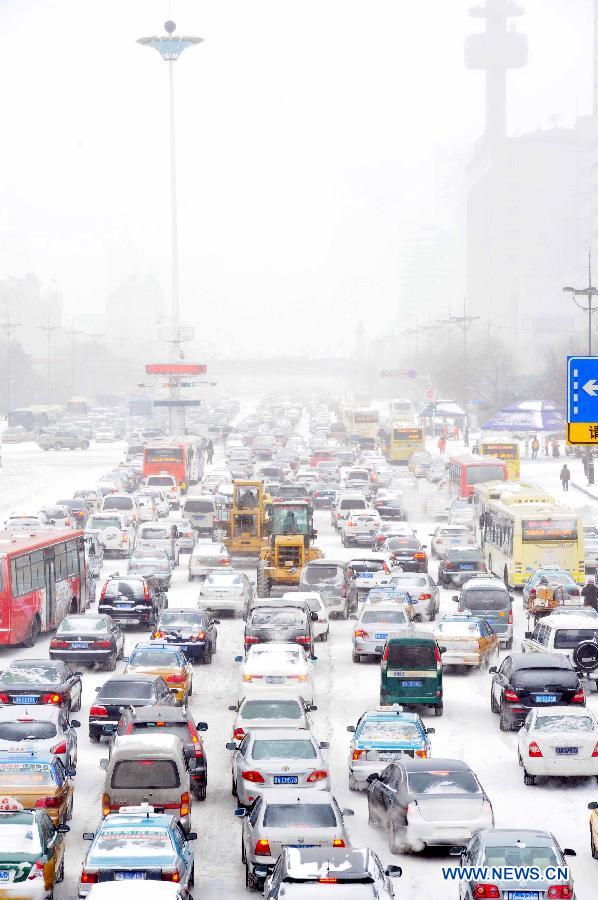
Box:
[448,455,508,499]
[0,529,88,648]
[142,439,204,489]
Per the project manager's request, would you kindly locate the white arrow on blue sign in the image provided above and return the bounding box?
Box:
[567,356,598,421]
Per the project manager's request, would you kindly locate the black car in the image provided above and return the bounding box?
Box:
[489,653,585,731]
[437,547,486,587]
[110,704,209,799]
[374,496,405,520]
[49,614,124,670]
[275,484,311,502]
[312,485,339,509]
[89,674,175,741]
[0,660,82,713]
[383,536,428,573]
[152,608,219,664]
[98,575,166,627]
[244,604,315,655]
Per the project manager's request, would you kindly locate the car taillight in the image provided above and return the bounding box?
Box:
[255,839,271,856]
[161,871,181,882]
[102,793,111,816]
[242,771,265,783]
[122,532,129,542]
[352,749,365,760]
[383,645,390,661]
[35,796,60,809]
[592,741,598,757]
[244,636,260,645]
[415,749,428,758]
[80,871,98,885]
[144,584,150,600]
[572,689,585,704]
[152,630,164,639]
[529,588,537,598]
[242,674,263,682]
[332,839,345,848]
[180,791,190,817]
[50,740,67,755]
[433,644,441,663]
[50,639,69,649]
[196,631,206,640]
[354,629,368,639]
[90,705,108,717]
[413,552,426,560]
[166,674,186,684]
[528,741,543,757]
[306,770,328,783]
[27,861,45,880]
[419,593,432,601]
[473,885,500,899]
[444,562,456,570]
[295,636,311,644]
[233,727,245,741]
[504,689,520,703]
[220,558,230,565]
[547,887,573,899]
[100,582,108,600]
[508,610,513,624]
[41,693,62,705]
[92,641,112,649]
[0,693,10,704]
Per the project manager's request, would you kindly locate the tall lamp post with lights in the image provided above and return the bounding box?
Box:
[138,21,203,434]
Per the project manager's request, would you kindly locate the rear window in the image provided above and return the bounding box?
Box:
[3,665,61,685]
[103,497,133,510]
[98,680,154,701]
[129,649,182,668]
[263,804,336,827]
[407,770,480,794]
[240,700,302,720]
[160,612,205,628]
[512,668,578,689]
[249,608,305,626]
[132,722,190,741]
[534,714,595,732]
[362,610,408,624]
[359,721,420,742]
[461,590,509,611]
[0,763,56,786]
[205,572,242,586]
[184,499,214,513]
[140,528,170,540]
[102,580,144,600]
[88,516,122,530]
[302,565,342,586]
[91,829,173,860]
[251,739,316,760]
[0,721,57,741]
[111,759,180,789]
[446,550,483,561]
[387,644,436,668]
[58,617,108,634]
[553,628,598,649]
[340,499,366,510]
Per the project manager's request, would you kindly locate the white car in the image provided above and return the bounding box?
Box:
[281,591,330,642]
[229,694,314,746]
[188,541,230,581]
[95,427,116,442]
[199,569,254,615]
[142,473,181,509]
[341,511,382,547]
[4,514,46,533]
[84,512,135,558]
[517,706,598,784]
[168,517,195,552]
[236,643,315,706]
[429,525,475,558]
[227,727,330,806]
[137,487,170,518]
[100,493,139,525]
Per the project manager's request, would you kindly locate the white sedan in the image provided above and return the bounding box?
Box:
[517,706,598,784]
[236,643,315,705]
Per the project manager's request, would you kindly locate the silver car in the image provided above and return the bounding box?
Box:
[429,525,475,558]
[236,792,354,891]
[229,695,314,746]
[228,728,330,807]
[262,848,401,900]
[351,604,413,662]
[198,568,254,616]
[387,573,440,622]
[0,705,80,770]
[188,541,230,582]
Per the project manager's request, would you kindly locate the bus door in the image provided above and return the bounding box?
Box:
[43,548,56,629]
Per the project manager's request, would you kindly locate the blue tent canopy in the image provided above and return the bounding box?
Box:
[481,402,565,433]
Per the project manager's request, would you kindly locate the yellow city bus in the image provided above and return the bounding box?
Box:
[480,441,520,480]
[389,422,426,464]
[481,499,584,588]
[344,407,380,440]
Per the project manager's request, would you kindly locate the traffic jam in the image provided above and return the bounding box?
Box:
[0,397,596,900]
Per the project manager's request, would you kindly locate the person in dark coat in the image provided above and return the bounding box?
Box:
[206,440,214,464]
[559,464,571,492]
[582,577,598,611]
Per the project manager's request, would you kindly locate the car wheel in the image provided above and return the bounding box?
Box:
[246,865,259,892]
[523,770,536,786]
[231,777,237,797]
[55,855,65,883]
[55,442,62,450]
[89,732,99,743]
[348,774,359,791]
[22,615,40,649]
[434,701,443,717]
[188,574,195,582]
[504,638,513,650]
[203,646,212,664]
[490,687,499,713]
[321,629,329,642]
[66,796,73,821]
[499,703,512,731]
[352,651,361,664]
[194,784,207,801]
[189,864,195,887]
[389,822,407,855]
[104,653,117,672]
[241,839,246,864]
[72,690,82,713]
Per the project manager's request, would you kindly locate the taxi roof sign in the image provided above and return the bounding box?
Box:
[0,796,24,812]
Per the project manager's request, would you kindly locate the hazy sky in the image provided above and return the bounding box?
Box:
[0,0,592,355]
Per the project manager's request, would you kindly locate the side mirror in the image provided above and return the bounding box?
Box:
[67,768,77,778]
[588,802,598,810]
[452,595,459,602]
[197,721,208,732]
[346,725,356,733]
[319,741,329,749]
[366,773,379,784]
[385,865,402,878]
[234,655,243,663]
[449,846,464,857]
[225,742,237,751]
[426,727,435,734]
[310,611,318,621]
[213,619,221,625]
[122,656,129,663]
[311,655,318,661]
[70,720,81,728]
[439,646,446,655]
[99,759,108,771]
[342,808,355,816]
[421,544,427,549]
[488,666,497,674]
[234,807,246,817]
[228,705,237,712]
[187,831,198,840]
[82,832,95,841]
[524,631,533,639]
[563,849,576,857]
[57,824,70,834]
[309,704,318,711]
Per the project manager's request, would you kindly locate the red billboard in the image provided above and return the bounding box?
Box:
[145,363,207,375]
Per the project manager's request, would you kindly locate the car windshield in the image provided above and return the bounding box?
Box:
[461,590,509,610]
[130,557,168,570]
[350,561,386,573]
[0,721,57,740]
[58,617,108,634]
[184,499,214,513]
[387,644,436,668]
[361,610,408,624]
[98,681,154,701]
[512,668,578,689]
[553,628,598,649]
[103,498,133,510]
[249,609,305,626]
[439,529,469,538]
[160,612,204,628]
[241,700,302,720]
[2,665,62,685]
[387,540,419,551]
[531,571,573,587]
[88,517,121,530]
[251,739,317,760]
[91,828,173,860]
[1,823,43,854]
[482,846,558,868]
[534,713,595,732]
[129,650,181,668]
[303,566,341,586]
[132,722,190,740]
[359,721,421,742]
[0,763,56,786]
[263,804,336,827]
[205,572,242,586]
[111,760,180,789]
[407,770,480,794]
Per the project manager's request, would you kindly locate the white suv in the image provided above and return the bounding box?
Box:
[84,512,136,558]
[142,474,181,509]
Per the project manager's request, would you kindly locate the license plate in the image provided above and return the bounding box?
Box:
[71,642,89,649]
[378,752,401,760]
[266,676,285,684]
[288,844,316,848]
[375,633,388,640]
[273,775,298,785]
[535,694,557,703]
[360,572,374,579]
[115,603,132,608]
[0,872,10,882]
[115,872,145,880]
[401,680,423,688]
[509,893,539,900]
[13,695,37,704]
[459,563,475,570]
[103,723,117,732]
[556,746,578,755]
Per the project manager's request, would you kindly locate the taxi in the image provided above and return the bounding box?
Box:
[361,587,416,621]
[124,643,193,705]
[0,797,69,899]
[433,614,499,668]
[0,753,74,826]
[346,707,433,791]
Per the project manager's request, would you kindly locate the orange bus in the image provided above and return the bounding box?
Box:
[142,439,204,490]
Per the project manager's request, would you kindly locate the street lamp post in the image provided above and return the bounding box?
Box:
[138,21,203,434]
[1,313,20,414]
[38,312,61,407]
[65,319,82,396]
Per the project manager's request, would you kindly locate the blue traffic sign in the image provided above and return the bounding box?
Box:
[567,356,598,422]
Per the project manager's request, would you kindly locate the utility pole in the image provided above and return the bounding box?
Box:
[1,313,21,414]
[64,319,82,396]
[436,306,455,355]
[449,298,480,406]
[37,312,61,406]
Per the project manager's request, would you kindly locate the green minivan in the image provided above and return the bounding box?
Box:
[380,635,444,716]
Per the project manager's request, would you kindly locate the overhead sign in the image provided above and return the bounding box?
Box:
[145,364,207,375]
[379,368,417,380]
[153,399,203,407]
[424,387,437,401]
[567,356,598,443]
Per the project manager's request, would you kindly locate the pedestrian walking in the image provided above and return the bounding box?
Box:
[559,463,571,492]
[206,439,214,465]
[544,435,550,456]
[582,577,598,612]
[463,425,470,448]
[531,436,539,459]
[438,435,447,454]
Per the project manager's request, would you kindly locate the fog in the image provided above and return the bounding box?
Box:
[0,0,593,381]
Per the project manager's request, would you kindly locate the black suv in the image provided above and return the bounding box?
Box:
[152,608,218,664]
[98,575,166,628]
[489,652,584,731]
[244,603,315,655]
[110,704,209,799]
